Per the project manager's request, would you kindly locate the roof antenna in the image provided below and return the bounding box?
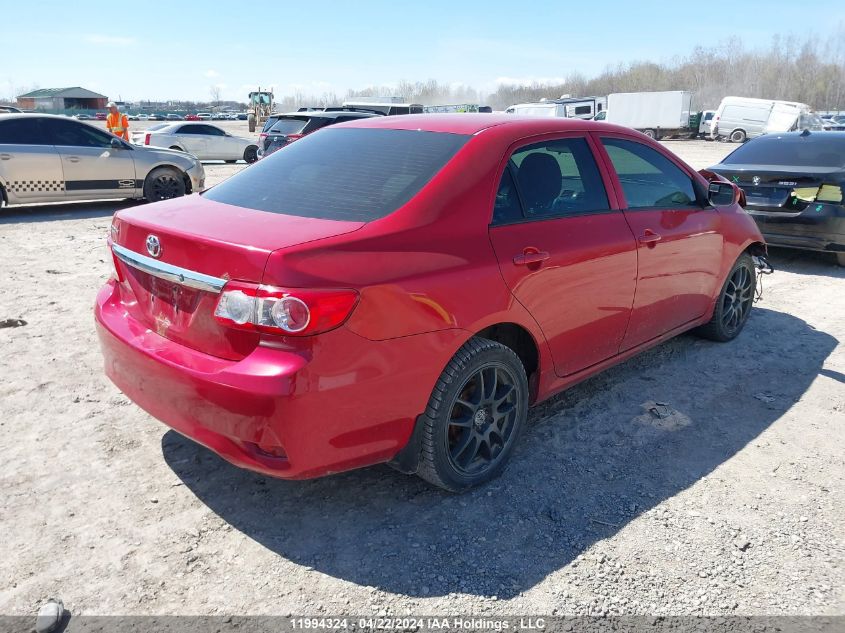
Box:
[800,128,811,136]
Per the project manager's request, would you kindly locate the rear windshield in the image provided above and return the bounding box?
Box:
[723,134,845,168]
[269,117,309,134]
[147,124,170,132]
[203,128,470,221]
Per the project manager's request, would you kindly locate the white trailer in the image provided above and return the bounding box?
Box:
[605,91,694,139]
[506,96,606,120]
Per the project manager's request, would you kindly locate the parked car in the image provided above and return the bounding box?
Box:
[257,110,381,159]
[184,113,200,121]
[74,113,93,120]
[137,114,150,121]
[712,96,814,143]
[710,130,845,265]
[95,114,765,491]
[0,113,204,206]
[0,105,22,113]
[166,114,182,121]
[95,112,107,121]
[127,113,139,121]
[149,114,165,121]
[237,113,248,120]
[196,112,212,120]
[131,121,258,163]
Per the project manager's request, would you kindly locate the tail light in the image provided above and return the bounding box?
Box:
[213,282,358,336]
[285,134,304,143]
[144,133,151,145]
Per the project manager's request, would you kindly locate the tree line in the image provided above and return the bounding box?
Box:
[346,30,845,112]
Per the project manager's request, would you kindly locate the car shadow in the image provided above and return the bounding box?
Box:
[0,199,141,224]
[766,246,845,278]
[163,307,836,599]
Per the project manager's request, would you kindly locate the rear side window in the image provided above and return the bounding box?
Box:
[722,135,845,168]
[42,118,114,148]
[500,137,609,220]
[602,138,698,209]
[203,128,469,221]
[0,118,48,145]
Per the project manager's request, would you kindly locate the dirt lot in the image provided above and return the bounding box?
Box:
[0,139,843,617]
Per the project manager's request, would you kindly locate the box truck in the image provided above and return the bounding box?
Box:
[604,91,696,139]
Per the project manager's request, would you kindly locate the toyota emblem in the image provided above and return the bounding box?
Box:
[752,175,761,186]
[146,235,162,258]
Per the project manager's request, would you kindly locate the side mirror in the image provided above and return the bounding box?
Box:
[110,137,125,150]
[708,181,737,207]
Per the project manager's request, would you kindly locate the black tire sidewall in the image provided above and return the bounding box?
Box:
[425,341,529,491]
[143,167,186,201]
[244,146,258,163]
[711,254,756,340]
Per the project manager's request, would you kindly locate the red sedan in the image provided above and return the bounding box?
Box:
[95,115,765,491]
[184,113,200,121]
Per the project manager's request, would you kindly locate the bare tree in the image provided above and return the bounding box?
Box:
[209,85,221,108]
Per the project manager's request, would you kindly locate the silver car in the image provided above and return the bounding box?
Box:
[0,113,205,206]
[130,122,258,163]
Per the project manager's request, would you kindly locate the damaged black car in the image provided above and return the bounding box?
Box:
[709,130,845,265]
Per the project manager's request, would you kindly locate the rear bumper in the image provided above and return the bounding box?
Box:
[95,280,464,479]
[746,205,845,253]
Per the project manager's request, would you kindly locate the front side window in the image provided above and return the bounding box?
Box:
[43,118,114,148]
[601,138,698,209]
[503,138,609,220]
[203,128,469,222]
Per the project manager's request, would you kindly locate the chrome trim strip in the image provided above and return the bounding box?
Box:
[111,243,227,293]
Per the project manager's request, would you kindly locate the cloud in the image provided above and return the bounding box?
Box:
[85,34,137,46]
[204,70,220,78]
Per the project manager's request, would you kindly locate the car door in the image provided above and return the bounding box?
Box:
[42,117,138,199]
[203,125,234,159]
[595,134,723,351]
[0,117,64,203]
[488,135,638,377]
[175,125,209,158]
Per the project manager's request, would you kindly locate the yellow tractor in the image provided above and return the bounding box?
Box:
[247,89,274,133]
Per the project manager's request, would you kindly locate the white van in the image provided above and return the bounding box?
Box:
[713,97,813,142]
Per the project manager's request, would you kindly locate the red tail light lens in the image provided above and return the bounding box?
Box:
[285,134,304,143]
[213,282,358,336]
[144,133,151,145]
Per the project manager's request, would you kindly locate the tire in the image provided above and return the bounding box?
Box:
[836,252,845,267]
[248,113,256,133]
[642,128,657,139]
[143,167,187,202]
[730,129,747,143]
[243,145,258,164]
[695,253,756,342]
[416,337,529,492]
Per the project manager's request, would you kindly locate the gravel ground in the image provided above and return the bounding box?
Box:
[0,139,843,617]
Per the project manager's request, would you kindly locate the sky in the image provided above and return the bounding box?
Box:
[3,0,844,103]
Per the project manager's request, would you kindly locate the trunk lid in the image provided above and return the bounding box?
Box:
[711,164,843,211]
[111,195,364,359]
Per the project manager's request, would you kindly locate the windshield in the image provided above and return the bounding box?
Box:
[722,134,845,168]
[203,128,470,222]
[269,117,309,134]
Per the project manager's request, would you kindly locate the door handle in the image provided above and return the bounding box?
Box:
[638,230,662,245]
[0,153,11,160]
[513,250,550,266]
[66,156,81,163]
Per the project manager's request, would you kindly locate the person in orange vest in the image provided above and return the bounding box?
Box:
[106,102,129,140]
